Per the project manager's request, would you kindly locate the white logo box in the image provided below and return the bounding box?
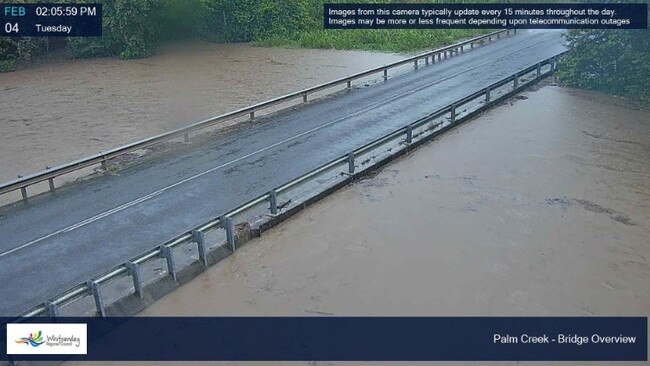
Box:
[6,323,87,355]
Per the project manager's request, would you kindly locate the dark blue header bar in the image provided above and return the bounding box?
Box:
[2,317,647,361]
[325,3,648,29]
[1,4,102,37]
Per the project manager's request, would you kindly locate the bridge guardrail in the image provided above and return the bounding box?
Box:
[17,52,564,319]
[0,29,516,201]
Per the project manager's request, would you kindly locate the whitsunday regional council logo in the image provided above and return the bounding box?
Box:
[6,323,87,355]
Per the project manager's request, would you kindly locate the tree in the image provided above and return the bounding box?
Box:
[557,29,650,102]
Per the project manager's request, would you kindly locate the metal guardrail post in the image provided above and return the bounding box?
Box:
[88,280,106,317]
[191,230,207,266]
[383,69,388,81]
[100,158,107,171]
[346,80,351,90]
[303,93,308,103]
[485,87,491,103]
[48,177,55,192]
[46,301,59,318]
[406,125,413,144]
[450,104,456,123]
[249,111,255,120]
[184,133,189,143]
[425,57,429,66]
[347,152,355,174]
[550,57,556,71]
[537,63,542,76]
[221,216,235,251]
[20,186,27,200]
[269,189,278,215]
[126,261,143,298]
[414,59,418,70]
[159,245,176,281]
[514,73,519,88]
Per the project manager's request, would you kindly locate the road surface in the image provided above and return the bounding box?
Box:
[0,30,566,315]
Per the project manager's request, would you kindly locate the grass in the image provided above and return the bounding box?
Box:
[257,29,492,53]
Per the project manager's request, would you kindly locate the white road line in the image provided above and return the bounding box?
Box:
[0,34,560,259]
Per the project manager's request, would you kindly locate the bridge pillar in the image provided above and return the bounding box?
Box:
[46,301,60,318]
[126,261,143,298]
[347,152,355,175]
[221,216,235,252]
[88,280,106,317]
[451,104,456,123]
[192,230,207,266]
[160,245,176,281]
[269,189,278,215]
[514,73,519,88]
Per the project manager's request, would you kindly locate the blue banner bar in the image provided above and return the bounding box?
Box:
[324,3,648,29]
[1,4,102,37]
[2,317,647,361]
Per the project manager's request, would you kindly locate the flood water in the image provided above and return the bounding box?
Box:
[0,43,404,183]
[64,85,649,366]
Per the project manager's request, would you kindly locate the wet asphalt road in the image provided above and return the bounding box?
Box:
[0,30,566,315]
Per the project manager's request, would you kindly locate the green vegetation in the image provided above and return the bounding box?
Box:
[0,32,46,71]
[557,29,650,102]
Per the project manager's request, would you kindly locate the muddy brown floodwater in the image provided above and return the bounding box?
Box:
[0,43,404,183]
[63,85,650,366]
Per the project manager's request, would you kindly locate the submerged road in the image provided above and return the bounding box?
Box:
[0,30,566,315]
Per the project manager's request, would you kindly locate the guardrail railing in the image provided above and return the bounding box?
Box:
[17,52,563,319]
[0,29,516,202]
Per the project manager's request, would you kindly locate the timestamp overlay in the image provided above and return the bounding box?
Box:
[1,3,102,36]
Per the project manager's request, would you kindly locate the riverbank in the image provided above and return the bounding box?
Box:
[63,84,649,366]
